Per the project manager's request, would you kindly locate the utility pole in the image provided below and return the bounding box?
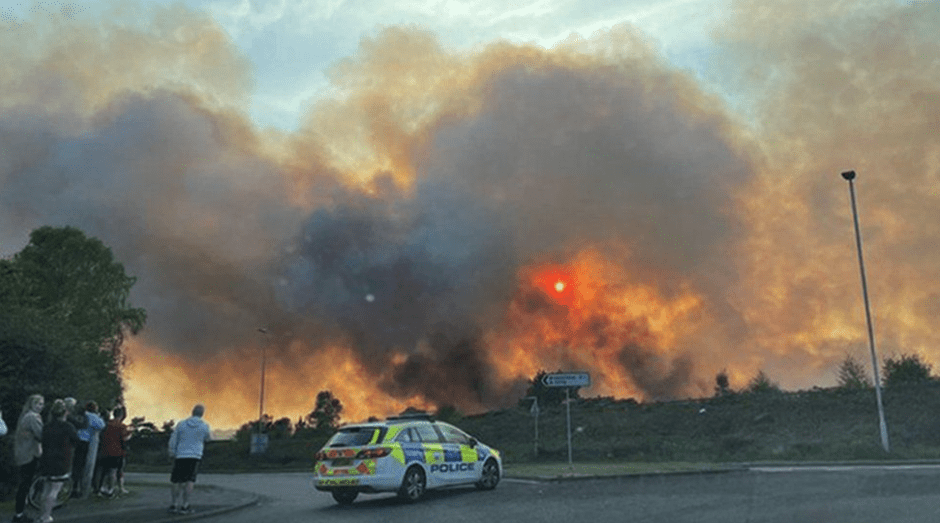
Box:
[842,170,890,453]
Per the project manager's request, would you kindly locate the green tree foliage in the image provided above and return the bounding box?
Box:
[520,370,582,407]
[0,226,146,411]
[836,354,872,389]
[882,353,933,387]
[744,370,781,394]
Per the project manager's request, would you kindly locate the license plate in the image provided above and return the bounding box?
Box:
[332,458,353,466]
[319,478,359,487]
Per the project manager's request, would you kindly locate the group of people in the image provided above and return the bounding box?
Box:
[5,395,131,523]
[2,396,211,523]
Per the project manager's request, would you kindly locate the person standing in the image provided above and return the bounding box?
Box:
[0,408,7,437]
[72,401,105,498]
[12,394,44,523]
[167,404,211,515]
[36,399,81,523]
[98,405,130,497]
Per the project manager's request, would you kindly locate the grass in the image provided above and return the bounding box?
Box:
[504,461,741,479]
[97,383,940,476]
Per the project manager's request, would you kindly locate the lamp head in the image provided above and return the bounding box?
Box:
[841,170,856,181]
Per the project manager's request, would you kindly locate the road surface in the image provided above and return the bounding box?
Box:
[130,465,940,522]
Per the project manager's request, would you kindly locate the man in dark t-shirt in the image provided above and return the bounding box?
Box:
[37,399,81,523]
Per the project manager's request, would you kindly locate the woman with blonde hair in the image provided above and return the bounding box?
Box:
[12,394,44,523]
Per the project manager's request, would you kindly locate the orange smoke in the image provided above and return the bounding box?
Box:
[486,249,707,401]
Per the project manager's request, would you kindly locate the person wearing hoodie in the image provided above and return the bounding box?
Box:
[13,394,44,523]
[167,404,211,515]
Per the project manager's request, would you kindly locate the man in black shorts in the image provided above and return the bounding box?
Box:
[167,404,211,514]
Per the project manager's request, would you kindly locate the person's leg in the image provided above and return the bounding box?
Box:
[171,483,182,509]
[39,480,63,523]
[83,436,98,499]
[118,456,128,494]
[14,459,38,519]
[72,441,89,497]
[182,480,194,509]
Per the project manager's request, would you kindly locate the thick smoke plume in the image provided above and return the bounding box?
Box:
[1,1,938,427]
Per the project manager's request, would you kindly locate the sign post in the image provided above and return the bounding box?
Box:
[525,396,539,458]
[542,372,590,470]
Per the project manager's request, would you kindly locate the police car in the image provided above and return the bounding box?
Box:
[313,414,502,505]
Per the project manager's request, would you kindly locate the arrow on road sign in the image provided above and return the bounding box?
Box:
[542,372,591,388]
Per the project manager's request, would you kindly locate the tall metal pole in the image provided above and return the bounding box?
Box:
[842,170,890,453]
[565,387,573,470]
[257,327,268,435]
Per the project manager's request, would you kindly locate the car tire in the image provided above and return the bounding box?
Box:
[331,489,358,506]
[398,466,426,503]
[476,459,500,490]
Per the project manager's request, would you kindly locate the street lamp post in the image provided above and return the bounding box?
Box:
[251,327,270,455]
[842,170,890,453]
[257,327,268,435]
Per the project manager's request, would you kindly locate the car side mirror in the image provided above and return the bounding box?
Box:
[468,437,478,448]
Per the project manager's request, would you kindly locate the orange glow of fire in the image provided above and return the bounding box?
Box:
[124,339,433,430]
[486,248,705,401]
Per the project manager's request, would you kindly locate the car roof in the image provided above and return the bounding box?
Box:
[337,414,446,430]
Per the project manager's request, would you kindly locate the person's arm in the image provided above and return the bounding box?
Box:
[69,423,82,446]
[90,414,105,431]
[168,428,178,457]
[28,413,43,442]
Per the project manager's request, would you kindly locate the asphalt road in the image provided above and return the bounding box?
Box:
[133,465,940,522]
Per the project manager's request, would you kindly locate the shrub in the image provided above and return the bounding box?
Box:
[836,354,872,389]
[745,370,780,394]
[882,353,933,387]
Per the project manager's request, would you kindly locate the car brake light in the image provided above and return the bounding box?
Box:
[356,447,391,459]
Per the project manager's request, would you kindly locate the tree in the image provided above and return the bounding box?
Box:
[0,226,146,409]
[882,353,933,387]
[305,391,344,434]
[836,354,872,389]
[714,369,733,397]
[519,370,581,407]
[744,370,781,394]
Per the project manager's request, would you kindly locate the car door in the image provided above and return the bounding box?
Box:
[436,423,479,485]
[413,424,449,486]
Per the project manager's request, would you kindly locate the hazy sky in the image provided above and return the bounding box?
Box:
[2,0,937,429]
[0,0,728,131]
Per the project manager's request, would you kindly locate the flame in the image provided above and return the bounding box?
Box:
[486,248,706,401]
[124,338,432,428]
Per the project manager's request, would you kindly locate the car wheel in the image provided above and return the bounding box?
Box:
[331,489,358,506]
[398,466,426,502]
[476,459,500,490]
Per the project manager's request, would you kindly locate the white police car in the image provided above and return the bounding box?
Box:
[314,414,502,505]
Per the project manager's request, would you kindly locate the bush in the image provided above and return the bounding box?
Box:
[836,354,872,389]
[883,353,933,387]
[744,370,780,394]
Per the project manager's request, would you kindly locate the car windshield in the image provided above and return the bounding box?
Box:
[327,427,385,447]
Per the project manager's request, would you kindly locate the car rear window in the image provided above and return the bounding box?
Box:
[327,427,386,447]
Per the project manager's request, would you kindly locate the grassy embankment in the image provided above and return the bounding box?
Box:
[126,383,940,476]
